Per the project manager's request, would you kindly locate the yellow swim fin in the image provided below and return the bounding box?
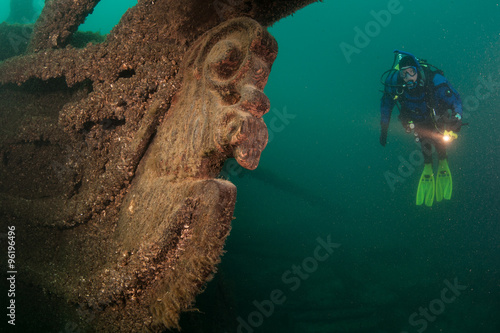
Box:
[416,163,435,207]
[436,159,452,201]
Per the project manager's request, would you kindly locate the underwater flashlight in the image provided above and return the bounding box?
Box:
[442,130,458,143]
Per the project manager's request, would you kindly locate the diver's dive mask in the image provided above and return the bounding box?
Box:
[400,66,418,89]
[399,66,417,79]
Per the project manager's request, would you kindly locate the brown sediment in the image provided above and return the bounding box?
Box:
[27,0,101,52]
[0,0,318,331]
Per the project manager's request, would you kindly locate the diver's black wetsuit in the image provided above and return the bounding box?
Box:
[380,67,463,163]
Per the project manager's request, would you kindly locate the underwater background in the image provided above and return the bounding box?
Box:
[1,0,499,332]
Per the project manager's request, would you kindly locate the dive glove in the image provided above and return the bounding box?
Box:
[448,114,462,132]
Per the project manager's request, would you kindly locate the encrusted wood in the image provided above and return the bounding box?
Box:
[0,0,318,331]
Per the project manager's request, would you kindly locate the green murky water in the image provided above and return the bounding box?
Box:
[1,0,498,332]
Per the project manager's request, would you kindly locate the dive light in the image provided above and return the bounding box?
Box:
[442,130,458,143]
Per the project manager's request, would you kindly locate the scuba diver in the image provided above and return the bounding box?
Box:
[380,50,464,207]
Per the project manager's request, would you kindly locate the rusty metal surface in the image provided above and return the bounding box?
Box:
[0,0,317,331]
